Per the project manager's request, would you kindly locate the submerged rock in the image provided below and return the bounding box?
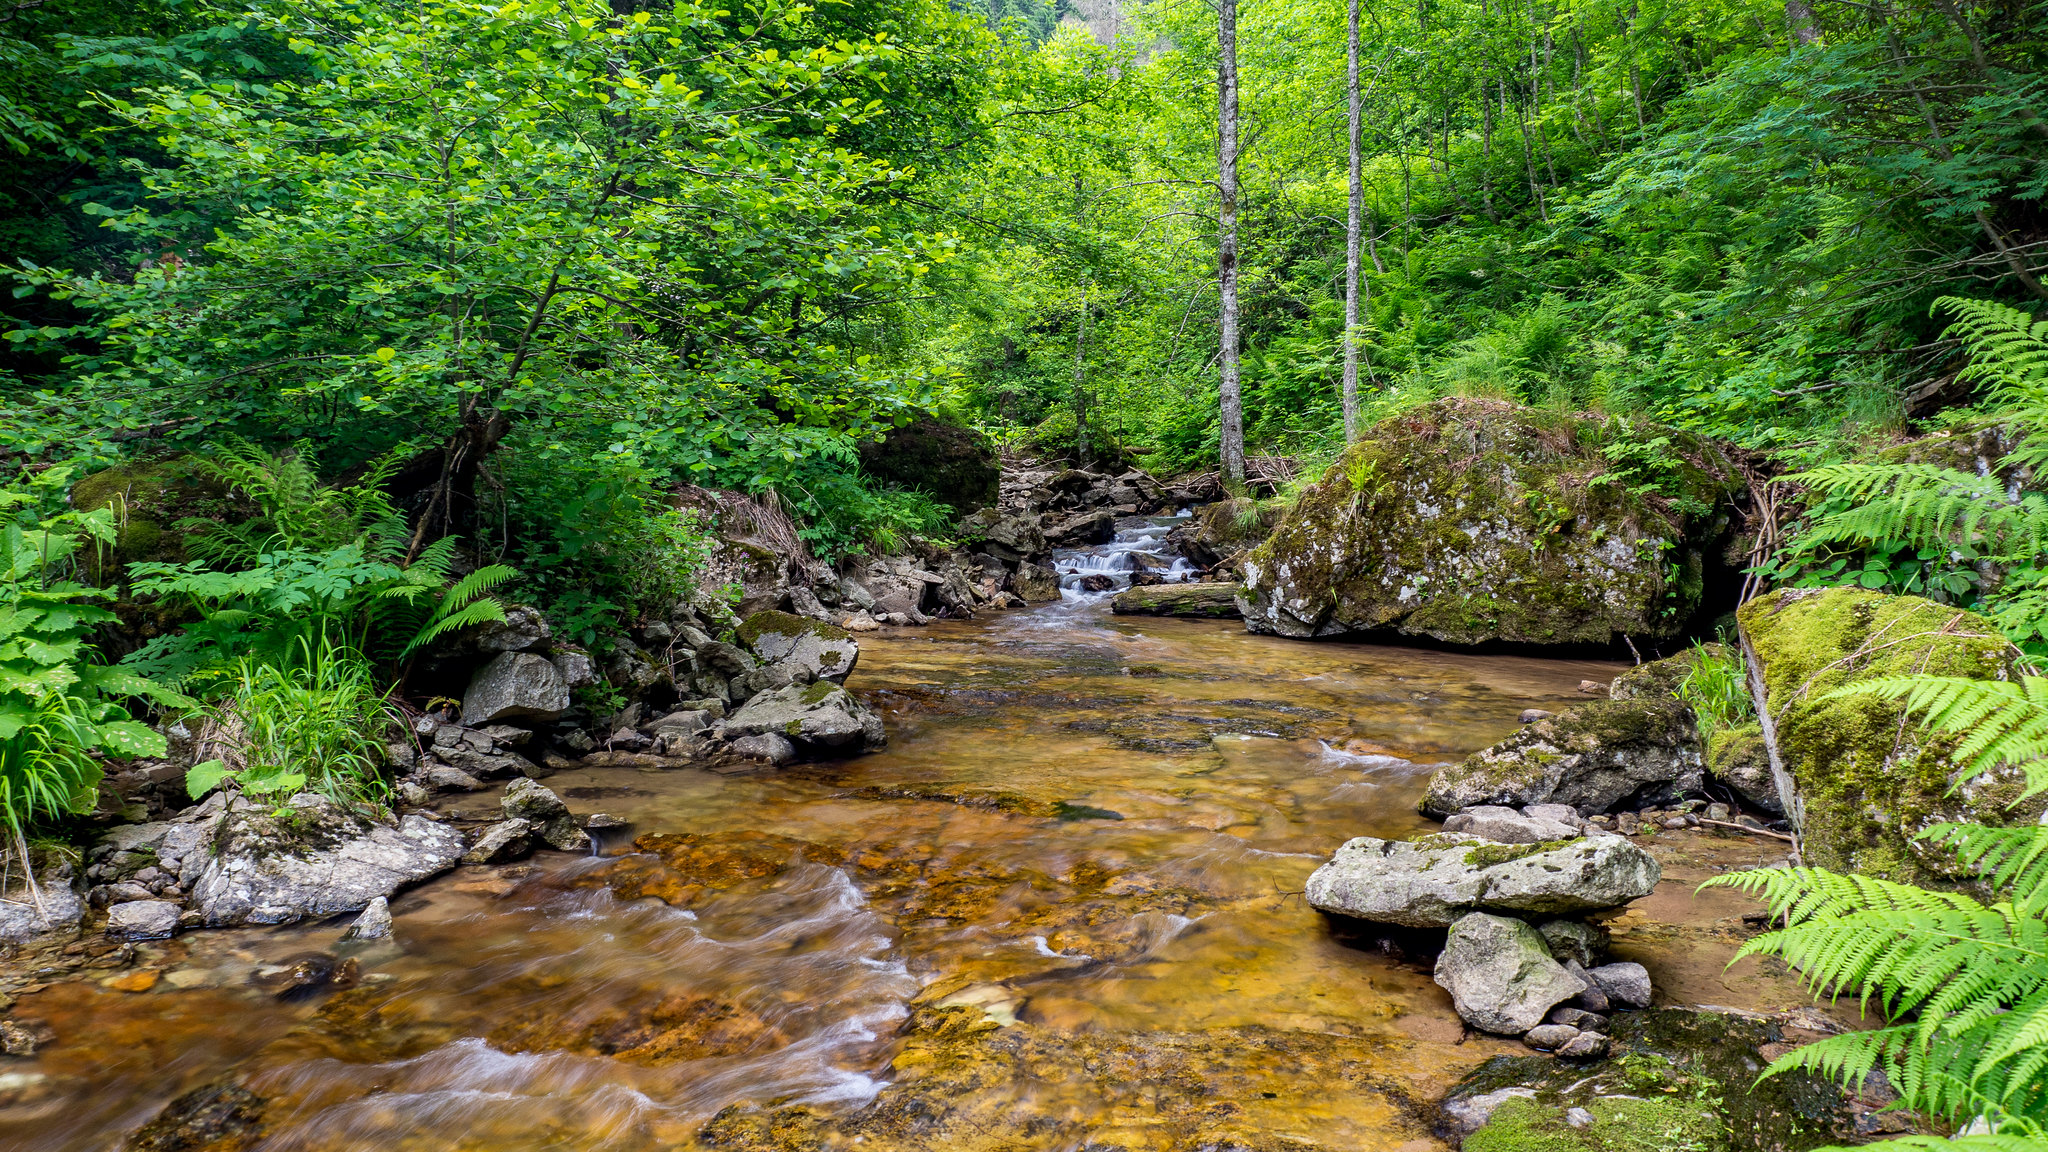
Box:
[1237,399,1743,646]
[1304,833,1660,928]
[1109,582,1243,618]
[189,795,465,926]
[341,896,393,941]
[1739,587,2040,884]
[124,1081,269,1152]
[1435,912,1588,1035]
[1421,698,1702,817]
[717,681,887,759]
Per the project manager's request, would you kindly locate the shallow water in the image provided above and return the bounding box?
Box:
[2,597,1824,1152]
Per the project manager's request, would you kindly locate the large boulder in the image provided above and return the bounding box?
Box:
[956,508,1048,563]
[1237,398,1744,645]
[1109,582,1243,618]
[1422,698,1703,817]
[1435,912,1588,1035]
[858,416,1001,514]
[1739,587,2039,883]
[463,651,570,723]
[189,794,465,926]
[1012,561,1062,603]
[1304,832,1660,928]
[736,610,860,683]
[716,682,887,759]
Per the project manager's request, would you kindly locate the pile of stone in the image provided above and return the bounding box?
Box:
[1305,804,1659,1057]
[461,779,590,864]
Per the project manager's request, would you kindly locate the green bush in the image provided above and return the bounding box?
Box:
[1,468,188,845]
[184,636,393,808]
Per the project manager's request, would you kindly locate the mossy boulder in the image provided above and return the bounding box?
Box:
[1238,399,1745,646]
[857,416,1000,514]
[1108,582,1242,618]
[1444,1009,1870,1151]
[736,610,860,684]
[715,681,886,759]
[1609,643,1723,700]
[69,455,245,575]
[1738,587,2039,884]
[1422,698,1703,817]
[1706,723,1778,815]
[1305,832,1659,927]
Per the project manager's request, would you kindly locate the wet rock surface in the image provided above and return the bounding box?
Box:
[189,795,466,926]
[1422,697,1703,817]
[1109,582,1243,618]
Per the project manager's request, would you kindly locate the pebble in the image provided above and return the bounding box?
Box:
[102,969,159,993]
[1518,708,1554,724]
[1557,1032,1611,1059]
[1705,803,1732,823]
[163,968,215,990]
[1566,1107,1596,1128]
[1523,1023,1580,1050]
[1547,1007,1608,1031]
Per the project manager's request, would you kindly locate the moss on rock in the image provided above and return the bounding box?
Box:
[1447,1009,1865,1152]
[1108,582,1243,618]
[69,455,244,577]
[1738,587,2037,884]
[1238,398,1744,646]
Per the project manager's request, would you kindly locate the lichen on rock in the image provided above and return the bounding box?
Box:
[1237,398,1744,646]
[1422,698,1702,817]
[1738,586,2039,884]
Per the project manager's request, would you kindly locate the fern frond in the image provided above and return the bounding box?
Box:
[1937,297,2048,411]
[1829,676,2048,797]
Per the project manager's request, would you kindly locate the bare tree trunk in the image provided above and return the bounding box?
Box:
[1785,0,1820,46]
[1217,0,1246,486]
[1341,0,1364,443]
[1073,175,1091,463]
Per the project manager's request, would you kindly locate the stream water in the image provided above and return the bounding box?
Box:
[4,527,1826,1152]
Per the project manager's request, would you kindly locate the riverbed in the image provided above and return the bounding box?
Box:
[3,598,1824,1152]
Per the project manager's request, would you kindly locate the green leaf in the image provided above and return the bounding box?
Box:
[185,758,231,799]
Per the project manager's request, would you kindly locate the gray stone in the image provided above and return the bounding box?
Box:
[736,611,860,683]
[1519,709,1555,724]
[1587,961,1654,1008]
[1563,959,1610,1011]
[1435,912,1588,1035]
[420,764,483,792]
[106,900,181,941]
[1011,561,1063,604]
[1566,1106,1596,1128]
[189,797,465,926]
[1536,919,1607,967]
[1556,1032,1611,1059]
[0,880,84,943]
[433,745,535,779]
[1441,805,1582,844]
[550,649,599,689]
[1304,833,1662,928]
[500,778,570,823]
[1524,1024,1580,1050]
[537,816,590,853]
[836,577,877,611]
[463,818,534,864]
[1547,1007,1607,1030]
[641,709,712,736]
[717,682,886,759]
[341,896,393,940]
[1422,698,1704,817]
[730,732,797,764]
[1523,803,1586,828]
[472,605,551,652]
[462,651,570,725]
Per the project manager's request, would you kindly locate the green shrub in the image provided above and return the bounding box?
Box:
[1674,641,1753,738]
[1,468,189,845]
[183,636,393,807]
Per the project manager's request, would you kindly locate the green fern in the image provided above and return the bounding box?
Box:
[178,436,409,566]
[400,564,516,656]
[1771,297,2048,645]
[1830,675,2048,796]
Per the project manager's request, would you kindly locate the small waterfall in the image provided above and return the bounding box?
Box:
[1056,511,1197,600]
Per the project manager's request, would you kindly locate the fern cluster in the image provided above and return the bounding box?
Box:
[1769,297,2048,647]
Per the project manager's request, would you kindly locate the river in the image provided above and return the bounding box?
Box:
[3,564,1821,1151]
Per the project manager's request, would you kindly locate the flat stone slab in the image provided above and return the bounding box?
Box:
[1305,833,1661,927]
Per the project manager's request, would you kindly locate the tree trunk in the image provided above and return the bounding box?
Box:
[1217,0,1246,486]
[1341,0,1364,443]
[1785,0,1819,45]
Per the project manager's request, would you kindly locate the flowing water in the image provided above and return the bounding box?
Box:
[3,532,1827,1152]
